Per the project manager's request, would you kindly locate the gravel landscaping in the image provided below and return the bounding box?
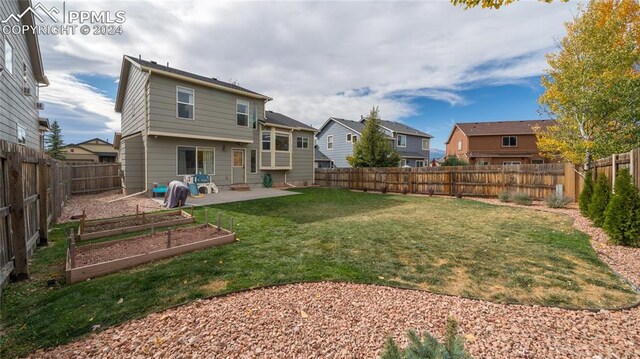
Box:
[27,281,640,359]
[59,190,163,223]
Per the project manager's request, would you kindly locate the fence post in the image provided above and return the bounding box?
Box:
[611,154,617,192]
[8,151,28,280]
[37,158,48,246]
[69,228,76,269]
[167,227,172,248]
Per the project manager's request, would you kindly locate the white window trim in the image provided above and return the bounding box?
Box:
[416,160,425,168]
[250,149,258,174]
[296,136,309,149]
[502,136,518,148]
[457,140,462,151]
[176,146,215,176]
[397,134,407,148]
[346,133,352,142]
[4,39,13,75]
[176,86,195,120]
[422,138,429,150]
[236,99,250,127]
[252,104,258,129]
[16,124,26,145]
[261,131,271,151]
[274,131,291,153]
[327,135,334,150]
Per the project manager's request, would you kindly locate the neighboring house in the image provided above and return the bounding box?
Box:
[0,0,49,150]
[314,148,333,168]
[114,55,316,195]
[316,117,432,168]
[444,120,557,165]
[61,138,119,163]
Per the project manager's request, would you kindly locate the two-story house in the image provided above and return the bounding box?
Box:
[444,120,557,165]
[114,56,316,195]
[0,0,49,150]
[316,117,432,168]
[61,138,119,163]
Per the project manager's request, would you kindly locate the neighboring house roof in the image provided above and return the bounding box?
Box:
[319,117,366,135]
[315,148,331,162]
[264,111,316,132]
[115,55,271,111]
[445,120,556,144]
[374,119,433,138]
[17,1,48,85]
[75,138,113,146]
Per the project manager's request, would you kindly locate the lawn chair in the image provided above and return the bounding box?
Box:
[194,174,218,194]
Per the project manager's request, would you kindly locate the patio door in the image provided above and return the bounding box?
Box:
[231,149,246,184]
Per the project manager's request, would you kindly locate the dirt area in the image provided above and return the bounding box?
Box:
[75,226,227,267]
[59,190,163,223]
[82,212,188,234]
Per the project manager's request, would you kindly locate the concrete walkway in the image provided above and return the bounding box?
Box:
[153,187,300,207]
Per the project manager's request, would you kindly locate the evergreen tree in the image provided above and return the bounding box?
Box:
[579,171,594,217]
[604,169,640,246]
[46,120,66,160]
[588,175,611,227]
[347,107,400,167]
[380,318,472,359]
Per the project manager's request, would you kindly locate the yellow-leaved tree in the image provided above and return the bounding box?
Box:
[450,0,559,10]
[536,0,640,171]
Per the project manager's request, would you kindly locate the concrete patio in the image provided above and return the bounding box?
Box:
[153,187,301,207]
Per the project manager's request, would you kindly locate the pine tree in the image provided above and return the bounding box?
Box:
[604,169,640,246]
[579,171,594,217]
[347,107,400,168]
[588,175,611,227]
[45,120,66,160]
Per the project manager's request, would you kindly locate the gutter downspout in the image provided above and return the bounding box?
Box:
[143,69,151,194]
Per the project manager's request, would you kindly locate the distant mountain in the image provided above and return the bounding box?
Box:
[430,148,445,161]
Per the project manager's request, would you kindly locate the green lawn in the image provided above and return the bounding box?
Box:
[1,188,637,357]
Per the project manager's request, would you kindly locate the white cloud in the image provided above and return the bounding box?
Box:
[37,0,579,142]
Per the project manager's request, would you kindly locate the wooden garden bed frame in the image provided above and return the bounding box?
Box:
[65,222,235,284]
[77,207,195,241]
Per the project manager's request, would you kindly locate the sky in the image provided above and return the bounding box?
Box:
[35,0,580,149]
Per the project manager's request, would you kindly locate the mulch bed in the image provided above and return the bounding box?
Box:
[75,226,226,267]
[82,212,188,234]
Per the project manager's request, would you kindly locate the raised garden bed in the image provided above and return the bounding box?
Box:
[77,209,194,241]
[65,224,236,284]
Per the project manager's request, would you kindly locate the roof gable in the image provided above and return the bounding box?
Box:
[318,117,365,135]
[365,119,433,138]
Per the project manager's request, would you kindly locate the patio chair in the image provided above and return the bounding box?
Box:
[194,174,219,194]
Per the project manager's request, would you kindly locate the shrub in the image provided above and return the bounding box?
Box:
[604,169,640,247]
[498,191,511,202]
[512,192,533,206]
[380,317,472,359]
[545,194,572,208]
[426,188,435,197]
[443,156,469,166]
[381,186,388,194]
[579,171,594,217]
[588,175,611,227]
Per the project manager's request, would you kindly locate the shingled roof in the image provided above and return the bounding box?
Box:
[377,119,433,138]
[264,111,316,131]
[323,118,366,134]
[446,120,556,144]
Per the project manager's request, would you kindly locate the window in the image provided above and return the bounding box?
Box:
[176,87,194,120]
[177,146,214,175]
[352,135,358,143]
[502,136,517,147]
[400,159,407,167]
[262,131,271,150]
[250,149,257,173]
[422,138,429,150]
[4,39,13,74]
[275,133,290,151]
[503,161,521,165]
[457,140,462,151]
[22,62,27,87]
[252,105,258,129]
[237,100,249,126]
[416,160,425,168]
[477,161,490,166]
[233,150,244,167]
[327,135,333,150]
[532,159,544,164]
[16,125,26,145]
[397,134,407,147]
[346,133,352,142]
[296,136,309,149]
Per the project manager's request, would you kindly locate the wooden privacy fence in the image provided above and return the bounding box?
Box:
[591,148,640,190]
[0,140,70,288]
[70,163,121,195]
[316,163,575,199]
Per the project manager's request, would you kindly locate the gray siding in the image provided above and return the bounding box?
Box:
[316,121,357,168]
[121,134,145,194]
[121,66,148,136]
[147,74,263,142]
[287,130,314,183]
[0,0,40,149]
